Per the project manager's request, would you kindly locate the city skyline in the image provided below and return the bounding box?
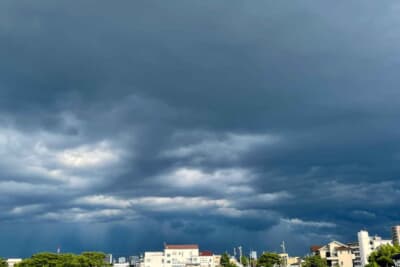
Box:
[0,0,400,258]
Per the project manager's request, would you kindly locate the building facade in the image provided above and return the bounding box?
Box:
[392,226,400,246]
[357,230,392,267]
[311,241,354,267]
[347,242,361,267]
[144,244,219,267]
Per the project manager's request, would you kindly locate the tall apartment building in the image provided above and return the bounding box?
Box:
[310,241,354,267]
[392,226,400,246]
[357,230,392,267]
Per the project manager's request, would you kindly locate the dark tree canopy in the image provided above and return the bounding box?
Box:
[16,252,111,267]
[257,252,281,267]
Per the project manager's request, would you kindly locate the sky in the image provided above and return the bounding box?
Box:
[0,0,400,258]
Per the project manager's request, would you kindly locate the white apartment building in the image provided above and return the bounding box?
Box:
[144,244,219,267]
[357,230,392,267]
[311,241,354,267]
[6,259,22,267]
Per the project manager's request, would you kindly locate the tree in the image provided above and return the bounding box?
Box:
[15,251,112,267]
[257,252,281,267]
[241,256,249,266]
[302,255,328,267]
[366,244,400,267]
[220,252,237,267]
[0,258,7,267]
[221,252,231,267]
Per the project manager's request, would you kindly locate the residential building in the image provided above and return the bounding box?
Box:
[105,254,113,265]
[392,226,400,246]
[250,251,257,261]
[212,255,221,267]
[279,253,301,267]
[347,242,361,267]
[6,259,22,267]
[200,251,214,267]
[145,252,164,267]
[310,241,354,267]
[145,244,219,267]
[164,244,200,267]
[130,256,141,266]
[357,230,392,267]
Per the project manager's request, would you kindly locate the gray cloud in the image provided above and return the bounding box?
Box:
[0,0,399,258]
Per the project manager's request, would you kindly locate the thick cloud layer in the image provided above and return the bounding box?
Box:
[0,0,399,257]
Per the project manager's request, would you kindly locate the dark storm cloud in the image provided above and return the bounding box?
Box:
[0,0,399,257]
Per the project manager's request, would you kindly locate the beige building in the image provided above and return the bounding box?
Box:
[279,253,301,267]
[145,252,164,267]
[144,244,219,267]
[392,226,400,246]
[311,241,355,267]
[164,244,200,267]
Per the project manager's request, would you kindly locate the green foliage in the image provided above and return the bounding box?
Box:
[241,256,249,266]
[366,244,400,267]
[221,253,231,266]
[0,258,7,267]
[220,253,237,267]
[257,252,281,267]
[16,251,111,267]
[302,255,328,267]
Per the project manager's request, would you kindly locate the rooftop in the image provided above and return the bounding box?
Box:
[165,244,199,250]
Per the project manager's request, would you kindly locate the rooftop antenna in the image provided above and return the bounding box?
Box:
[280,241,286,254]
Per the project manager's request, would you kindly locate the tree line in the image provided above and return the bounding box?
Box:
[0,252,111,267]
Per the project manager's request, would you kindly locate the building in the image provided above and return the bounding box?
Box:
[357,230,392,267]
[130,256,141,266]
[200,251,214,267]
[164,244,200,267]
[392,226,400,246]
[144,244,219,267]
[310,241,355,267]
[250,251,257,261]
[105,254,113,265]
[145,252,164,267]
[347,242,361,267]
[279,253,301,267]
[6,259,22,267]
[212,255,221,267]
